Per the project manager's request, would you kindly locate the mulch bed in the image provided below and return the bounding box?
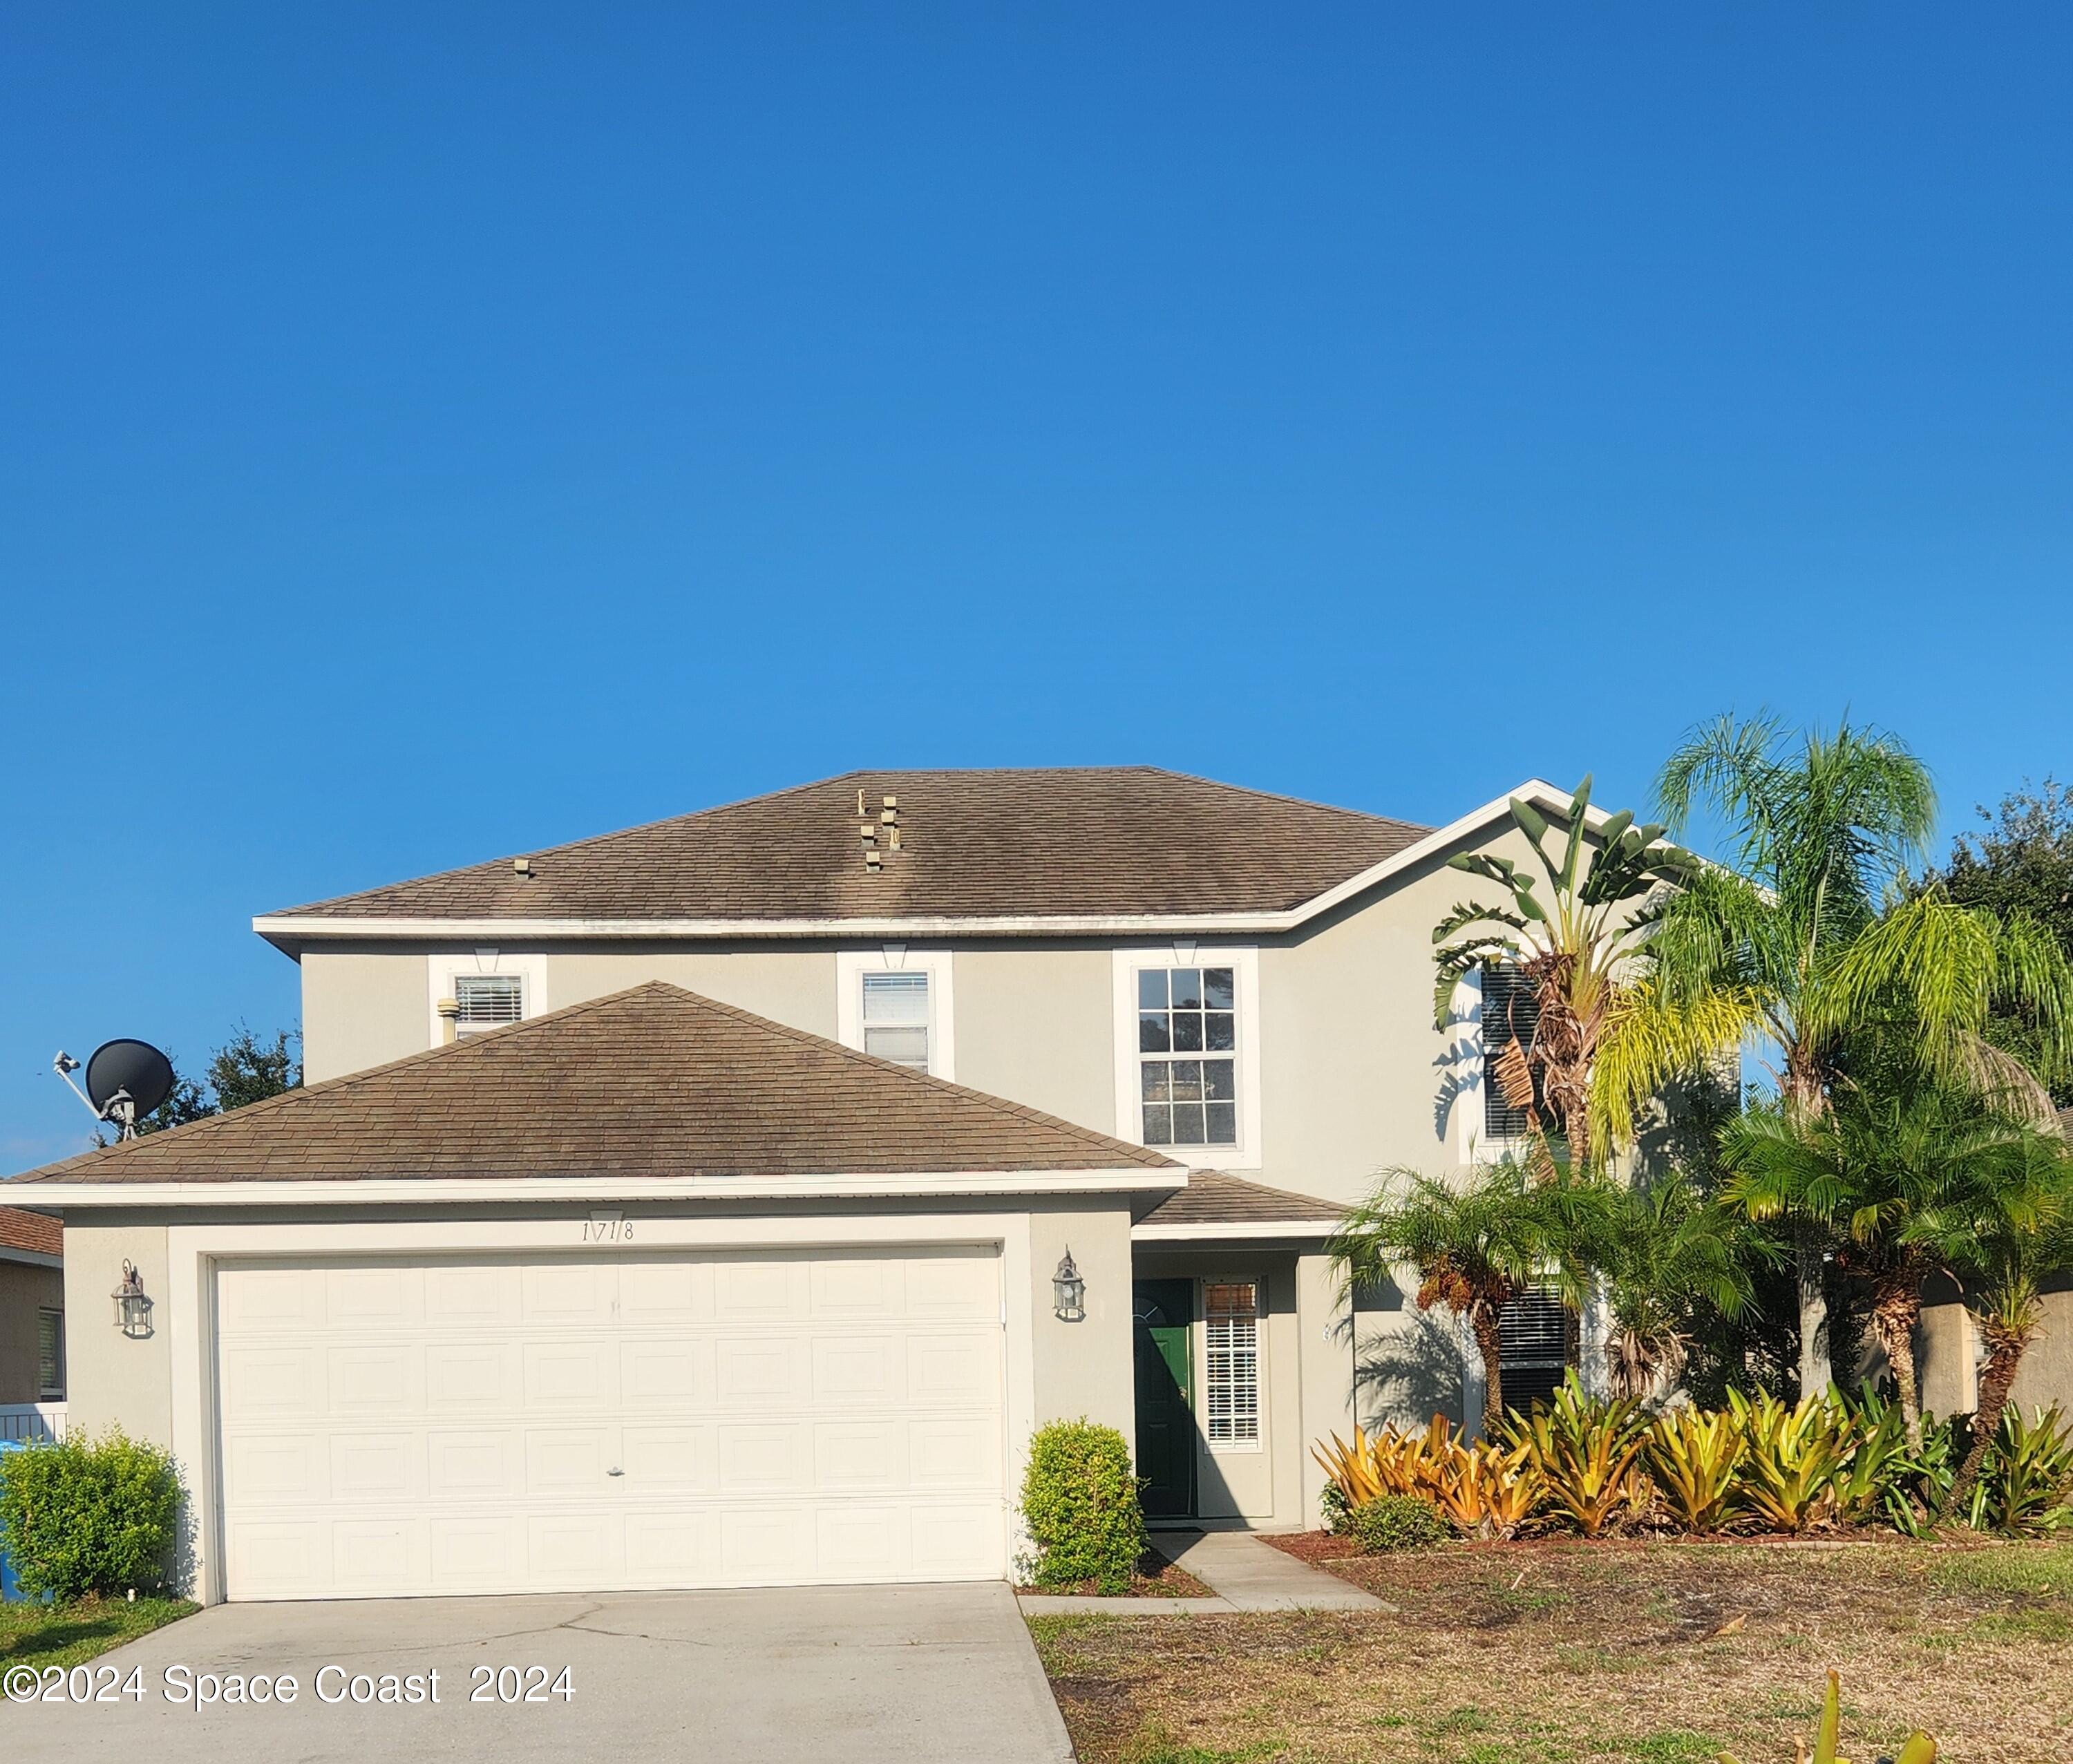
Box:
[1016,1548,1214,1599]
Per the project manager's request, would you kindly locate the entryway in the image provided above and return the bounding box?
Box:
[1132,1278,1195,1518]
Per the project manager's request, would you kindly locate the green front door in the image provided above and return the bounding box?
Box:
[1133,1279,1195,1519]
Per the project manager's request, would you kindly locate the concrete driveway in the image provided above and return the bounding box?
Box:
[5,1583,1075,1763]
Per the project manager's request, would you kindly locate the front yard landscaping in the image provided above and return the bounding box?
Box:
[0,1595,196,1676]
[1030,1537,2073,1763]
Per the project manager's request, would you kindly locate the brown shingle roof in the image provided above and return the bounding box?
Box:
[264,768,1430,926]
[1138,1170,1343,1230]
[0,1206,61,1258]
[12,983,1180,1186]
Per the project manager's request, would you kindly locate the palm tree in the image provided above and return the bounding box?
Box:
[1329,1160,1591,1431]
[1912,1130,2073,1509]
[1578,1172,1766,1403]
[1632,714,2073,1394]
[1432,777,1729,1166]
[1721,1081,2045,1446]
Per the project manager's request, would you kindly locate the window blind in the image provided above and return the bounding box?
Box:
[1499,1285,1568,1412]
[454,974,525,1032]
[861,971,931,1072]
[37,1309,64,1401]
[1203,1280,1260,1444]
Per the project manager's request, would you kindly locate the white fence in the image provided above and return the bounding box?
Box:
[0,1403,66,1443]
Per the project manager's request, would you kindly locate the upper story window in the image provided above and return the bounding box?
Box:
[1113,949,1260,1169]
[1137,966,1238,1147]
[1202,1279,1260,1446]
[861,971,931,1072]
[454,973,525,1036]
[37,1308,64,1401]
[837,949,955,1081]
[1481,962,1542,1139]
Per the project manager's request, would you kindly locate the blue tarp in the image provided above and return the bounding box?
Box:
[0,1438,27,1601]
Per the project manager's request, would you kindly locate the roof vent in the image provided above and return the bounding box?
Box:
[513,857,535,878]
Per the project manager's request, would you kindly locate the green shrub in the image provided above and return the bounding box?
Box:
[1021,1419,1146,1592]
[1345,1492,1449,1553]
[0,1430,182,1600]
[1319,1479,1352,1534]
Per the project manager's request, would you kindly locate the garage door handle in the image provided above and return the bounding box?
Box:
[607,1466,624,1477]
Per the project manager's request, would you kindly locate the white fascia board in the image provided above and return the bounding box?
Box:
[17,1168,1188,1209]
[252,779,1606,949]
[1133,1219,1342,1241]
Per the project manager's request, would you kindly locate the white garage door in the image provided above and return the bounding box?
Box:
[214,1247,1006,1601]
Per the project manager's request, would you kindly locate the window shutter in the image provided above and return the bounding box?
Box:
[1481,962,1540,1139]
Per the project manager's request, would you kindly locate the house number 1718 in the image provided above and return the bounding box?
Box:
[581,1219,634,1242]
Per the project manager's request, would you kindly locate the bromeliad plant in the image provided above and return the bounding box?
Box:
[1718,1669,1935,1764]
[1645,1405,1745,1535]
[1725,1390,1851,1533]
[1505,1374,1650,1539]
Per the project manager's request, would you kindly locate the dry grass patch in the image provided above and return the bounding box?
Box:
[1028,1537,2073,1763]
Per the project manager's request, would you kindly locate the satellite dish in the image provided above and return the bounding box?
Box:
[84,1039,176,1123]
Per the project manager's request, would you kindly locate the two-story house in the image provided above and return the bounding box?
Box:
[16,767,1600,1605]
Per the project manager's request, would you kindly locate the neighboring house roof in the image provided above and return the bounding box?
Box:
[10,982,1179,1188]
[256,767,1433,937]
[0,1206,61,1259]
[1135,1170,1344,1239]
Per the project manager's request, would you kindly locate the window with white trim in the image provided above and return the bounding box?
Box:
[1137,966,1239,1147]
[1202,1280,1260,1445]
[37,1308,64,1401]
[453,973,525,1036]
[1481,962,1542,1139]
[860,971,931,1072]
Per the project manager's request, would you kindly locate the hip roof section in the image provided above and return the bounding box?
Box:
[261,768,1430,928]
[7,982,1182,1186]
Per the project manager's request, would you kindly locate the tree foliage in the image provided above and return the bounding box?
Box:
[1934,779,2073,1105]
[124,1024,303,1139]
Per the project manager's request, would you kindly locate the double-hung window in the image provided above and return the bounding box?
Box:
[37,1309,64,1401]
[1481,962,1542,1139]
[1137,966,1239,1147]
[1202,1280,1260,1445]
[454,973,525,1036]
[860,971,931,1072]
[1499,1284,1569,1412]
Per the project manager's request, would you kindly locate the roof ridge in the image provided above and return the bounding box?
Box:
[1127,766,1432,833]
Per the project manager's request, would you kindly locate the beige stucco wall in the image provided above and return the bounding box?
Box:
[1028,1206,1136,1443]
[301,947,441,1083]
[0,1259,64,1405]
[954,946,1117,1133]
[548,945,840,1040]
[61,1221,173,1445]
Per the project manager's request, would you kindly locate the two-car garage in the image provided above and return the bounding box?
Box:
[215,1246,1008,1601]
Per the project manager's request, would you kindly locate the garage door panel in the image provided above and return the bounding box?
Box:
[522,1338,621,1408]
[224,1432,329,1504]
[426,1340,521,1409]
[621,1423,715,1488]
[522,1261,617,1324]
[216,1249,1004,1600]
[620,1336,714,1405]
[427,1428,523,1498]
[813,1419,906,1490]
[330,1431,422,1501]
[430,1514,526,1584]
[907,1334,1001,1405]
[325,1264,422,1329]
[424,1262,521,1327]
[715,1336,811,1406]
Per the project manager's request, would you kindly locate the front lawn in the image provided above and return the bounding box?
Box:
[1029,1537,2073,1763]
[0,1596,196,1676]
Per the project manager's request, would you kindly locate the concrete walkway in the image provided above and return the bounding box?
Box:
[5,1584,1074,1764]
[1148,1530,1390,1611]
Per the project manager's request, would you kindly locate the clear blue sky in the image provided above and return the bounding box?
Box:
[4,6,2069,1173]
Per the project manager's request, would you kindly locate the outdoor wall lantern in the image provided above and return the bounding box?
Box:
[1052,1249,1086,1322]
[112,1260,153,1339]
